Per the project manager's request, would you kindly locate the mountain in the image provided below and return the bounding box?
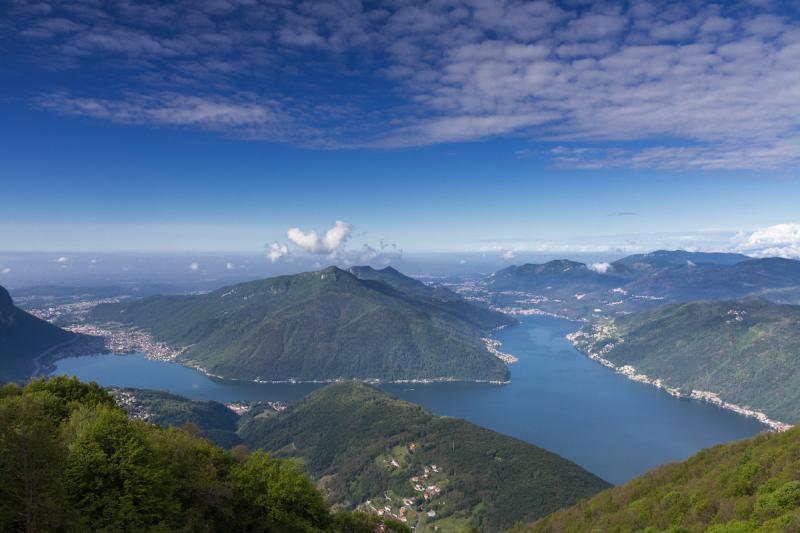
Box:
[570,299,800,424]
[0,285,98,381]
[238,381,610,532]
[514,424,800,532]
[489,260,619,293]
[611,249,751,273]
[349,265,510,330]
[90,266,513,382]
[485,252,800,320]
[109,388,244,448]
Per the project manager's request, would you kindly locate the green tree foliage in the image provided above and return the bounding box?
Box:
[0,376,396,532]
[89,266,512,382]
[239,381,609,532]
[513,425,800,532]
[584,299,800,423]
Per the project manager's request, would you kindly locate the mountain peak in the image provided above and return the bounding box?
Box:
[0,285,13,310]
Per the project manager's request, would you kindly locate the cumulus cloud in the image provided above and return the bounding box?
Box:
[736,224,800,258]
[287,221,353,255]
[225,262,236,270]
[501,249,516,260]
[267,222,400,265]
[1,268,10,274]
[348,241,403,265]
[266,242,289,262]
[189,262,199,271]
[54,256,69,263]
[588,262,612,274]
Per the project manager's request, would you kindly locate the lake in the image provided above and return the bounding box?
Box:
[52,316,765,484]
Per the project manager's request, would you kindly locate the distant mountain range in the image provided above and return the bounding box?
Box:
[90,266,514,382]
[570,298,800,425]
[487,251,800,319]
[515,422,800,532]
[0,284,99,381]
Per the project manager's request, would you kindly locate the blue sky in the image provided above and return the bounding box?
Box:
[2,0,800,263]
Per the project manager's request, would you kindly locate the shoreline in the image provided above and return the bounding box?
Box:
[54,349,512,386]
[566,327,793,432]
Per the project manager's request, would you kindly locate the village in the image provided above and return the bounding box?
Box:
[359,442,450,531]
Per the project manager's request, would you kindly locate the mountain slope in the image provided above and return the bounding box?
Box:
[0,285,88,381]
[109,388,243,447]
[1,376,408,533]
[515,425,800,532]
[571,299,800,424]
[238,381,610,532]
[90,267,512,382]
[350,265,512,330]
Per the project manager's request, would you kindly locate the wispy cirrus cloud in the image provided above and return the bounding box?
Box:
[5,0,800,170]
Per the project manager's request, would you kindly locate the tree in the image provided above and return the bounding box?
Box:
[230,451,331,532]
[62,405,176,531]
[0,394,67,532]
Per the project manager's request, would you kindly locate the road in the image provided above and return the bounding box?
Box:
[31,334,81,376]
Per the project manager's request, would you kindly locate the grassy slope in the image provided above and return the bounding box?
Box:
[90,267,510,382]
[516,425,800,532]
[605,299,800,423]
[238,382,609,532]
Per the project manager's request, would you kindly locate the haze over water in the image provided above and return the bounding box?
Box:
[53,316,764,484]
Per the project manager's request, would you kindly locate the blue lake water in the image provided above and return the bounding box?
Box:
[52,316,765,484]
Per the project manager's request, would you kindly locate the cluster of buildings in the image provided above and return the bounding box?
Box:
[28,298,120,323]
[481,337,518,364]
[569,324,793,432]
[65,323,181,362]
[362,444,447,529]
[108,389,154,421]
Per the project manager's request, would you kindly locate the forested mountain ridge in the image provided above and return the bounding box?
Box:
[238,381,609,532]
[90,266,512,382]
[514,424,800,532]
[570,298,800,425]
[0,285,100,382]
[486,251,800,320]
[0,376,409,533]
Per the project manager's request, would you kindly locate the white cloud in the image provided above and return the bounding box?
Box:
[736,223,800,258]
[588,262,612,274]
[266,242,289,262]
[287,220,353,255]
[189,262,199,271]
[1,268,10,274]
[55,256,69,262]
[12,0,800,170]
[501,249,516,260]
[226,262,236,270]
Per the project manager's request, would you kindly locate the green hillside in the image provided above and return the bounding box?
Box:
[515,425,800,532]
[0,285,100,381]
[0,376,409,533]
[573,299,800,424]
[238,381,609,532]
[90,266,512,382]
[109,387,245,448]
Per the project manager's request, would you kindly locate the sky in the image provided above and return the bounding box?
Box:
[2,0,800,269]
